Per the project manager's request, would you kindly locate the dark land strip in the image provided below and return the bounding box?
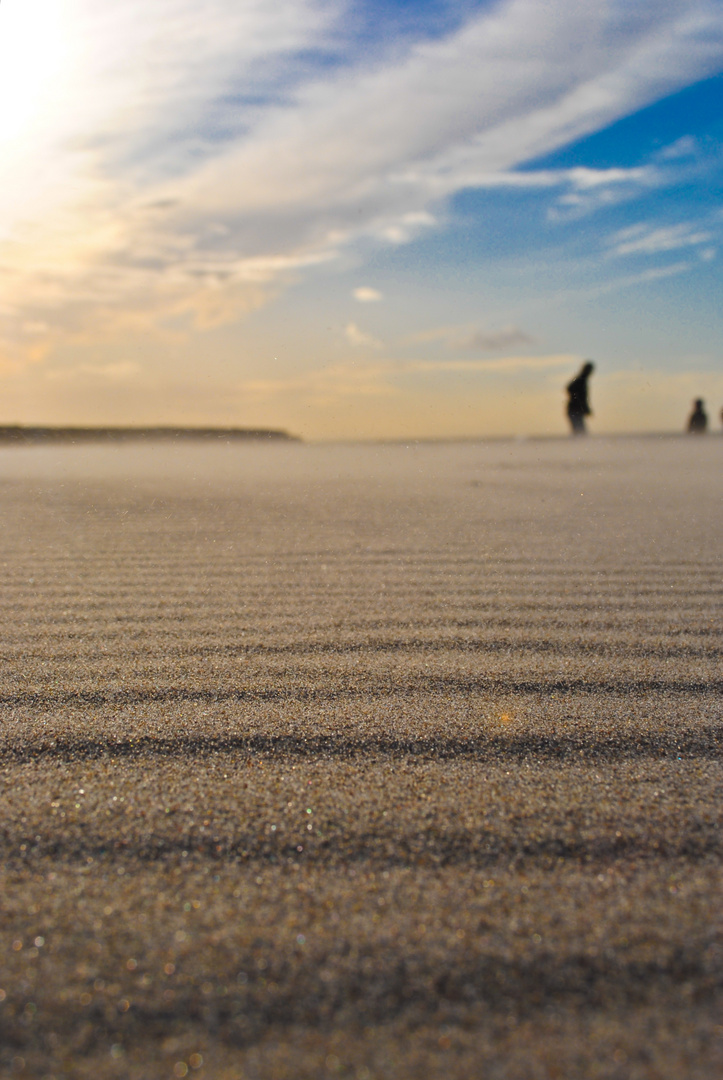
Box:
[0,425,298,443]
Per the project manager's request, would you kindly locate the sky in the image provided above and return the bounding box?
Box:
[1,0,723,440]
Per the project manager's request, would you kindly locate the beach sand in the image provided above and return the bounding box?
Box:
[0,436,721,1079]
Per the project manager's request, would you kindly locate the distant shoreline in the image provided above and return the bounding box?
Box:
[0,425,300,444]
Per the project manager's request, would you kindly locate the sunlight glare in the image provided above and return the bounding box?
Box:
[0,0,72,145]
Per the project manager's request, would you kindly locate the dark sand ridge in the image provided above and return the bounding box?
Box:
[0,437,720,1079]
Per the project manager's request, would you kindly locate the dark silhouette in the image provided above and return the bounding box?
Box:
[686,399,708,434]
[566,361,594,435]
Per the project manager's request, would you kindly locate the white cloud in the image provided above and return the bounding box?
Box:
[397,164,656,195]
[353,286,383,302]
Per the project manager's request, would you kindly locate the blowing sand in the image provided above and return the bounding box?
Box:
[0,436,721,1079]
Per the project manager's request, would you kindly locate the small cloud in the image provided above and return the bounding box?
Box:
[374,211,436,245]
[699,247,717,262]
[345,322,382,349]
[353,286,383,303]
[609,223,713,256]
[565,166,652,190]
[656,136,698,161]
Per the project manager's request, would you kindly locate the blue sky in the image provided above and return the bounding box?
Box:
[1,0,722,437]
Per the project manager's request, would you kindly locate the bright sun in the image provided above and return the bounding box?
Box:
[0,0,72,147]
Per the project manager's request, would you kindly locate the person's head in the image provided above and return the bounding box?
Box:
[694,398,705,410]
[581,361,594,377]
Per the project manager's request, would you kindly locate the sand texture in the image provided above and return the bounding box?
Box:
[0,437,721,1079]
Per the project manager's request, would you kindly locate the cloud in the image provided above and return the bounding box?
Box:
[344,322,383,348]
[609,222,714,256]
[655,135,699,160]
[353,286,383,302]
[400,163,657,195]
[3,0,723,363]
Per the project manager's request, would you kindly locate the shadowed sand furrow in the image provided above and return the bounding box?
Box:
[3,636,722,662]
[1,937,718,1042]
[1,860,721,1078]
[0,676,721,711]
[2,729,721,763]
[3,826,721,866]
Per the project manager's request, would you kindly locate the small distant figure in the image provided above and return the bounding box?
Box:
[687,399,708,434]
[566,361,594,435]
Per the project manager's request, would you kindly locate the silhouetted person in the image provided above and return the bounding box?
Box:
[566,361,594,435]
[687,399,708,434]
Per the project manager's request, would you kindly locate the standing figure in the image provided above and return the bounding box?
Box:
[566,361,595,435]
[687,399,708,434]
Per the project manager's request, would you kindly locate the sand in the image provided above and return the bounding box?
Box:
[0,436,720,1079]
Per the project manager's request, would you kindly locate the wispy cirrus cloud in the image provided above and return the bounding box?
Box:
[609,221,715,256]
